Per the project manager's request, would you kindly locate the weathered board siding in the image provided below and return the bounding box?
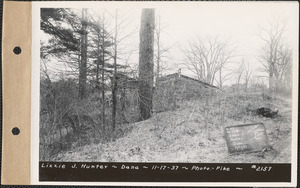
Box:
[154,73,219,112]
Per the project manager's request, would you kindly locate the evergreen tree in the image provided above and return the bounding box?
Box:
[41,8,89,99]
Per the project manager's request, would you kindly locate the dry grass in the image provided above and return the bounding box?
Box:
[54,93,292,163]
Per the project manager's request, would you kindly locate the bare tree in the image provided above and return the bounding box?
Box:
[139,9,155,120]
[154,15,175,86]
[277,46,293,93]
[215,66,233,89]
[243,60,253,93]
[233,59,253,93]
[259,18,293,95]
[89,11,114,130]
[109,9,137,130]
[183,36,236,85]
[235,59,246,92]
[111,10,118,130]
[79,8,88,99]
[101,13,109,128]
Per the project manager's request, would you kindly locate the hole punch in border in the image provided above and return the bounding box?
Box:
[12,127,20,135]
[13,46,22,55]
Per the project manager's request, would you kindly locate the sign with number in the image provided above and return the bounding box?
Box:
[224,123,269,155]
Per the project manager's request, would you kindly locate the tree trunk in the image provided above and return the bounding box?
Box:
[79,8,88,99]
[138,9,155,120]
[268,44,275,96]
[120,88,127,123]
[112,10,118,131]
[101,19,106,129]
[156,47,160,86]
[269,70,275,96]
[111,74,117,130]
[219,68,222,89]
[155,17,160,87]
[96,44,100,90]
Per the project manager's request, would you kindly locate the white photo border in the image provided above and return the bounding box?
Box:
[31,1,299,186]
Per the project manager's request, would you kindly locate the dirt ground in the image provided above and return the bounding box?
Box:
[56,93,293,163]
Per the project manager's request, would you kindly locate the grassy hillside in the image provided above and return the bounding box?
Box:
[54,92,292,163]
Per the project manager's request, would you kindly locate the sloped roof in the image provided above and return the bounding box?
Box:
[158,73,219,89]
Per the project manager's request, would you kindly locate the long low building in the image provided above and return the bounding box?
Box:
[154,71,220,112]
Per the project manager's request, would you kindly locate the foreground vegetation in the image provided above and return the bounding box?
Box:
[42,91,292,163]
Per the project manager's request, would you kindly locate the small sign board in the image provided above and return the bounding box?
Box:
[224,123,269,155]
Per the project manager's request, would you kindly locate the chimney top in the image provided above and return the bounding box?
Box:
[178,68,181,78]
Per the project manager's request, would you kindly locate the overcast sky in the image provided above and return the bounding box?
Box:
[37,1,299,85]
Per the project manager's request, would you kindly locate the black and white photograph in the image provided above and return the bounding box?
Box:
[32,1,298,185]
